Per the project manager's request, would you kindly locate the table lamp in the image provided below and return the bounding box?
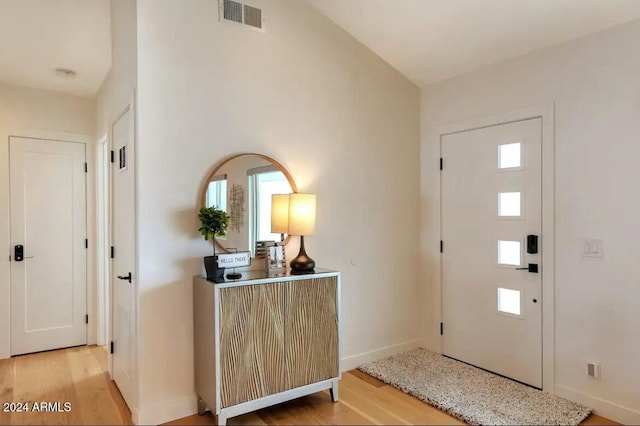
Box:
[271,193,316,274]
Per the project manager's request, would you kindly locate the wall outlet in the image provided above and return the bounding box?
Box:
[582,239,603,258]
[587,361,601,379]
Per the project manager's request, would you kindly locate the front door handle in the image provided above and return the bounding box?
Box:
[516,263,538,273]
[13,245,35,262]
[14,245,24,261]
[117,272,132,283]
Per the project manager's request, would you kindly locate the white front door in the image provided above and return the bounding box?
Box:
[111,105,137,408]
[9,137,87,355]
[441,118,542,388]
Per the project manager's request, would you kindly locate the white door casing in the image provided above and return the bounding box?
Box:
[9,137,87,356]
[441,118,543,388]
[97,135,110,347]
[111,104,137,409]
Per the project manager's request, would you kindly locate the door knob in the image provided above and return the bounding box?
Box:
[515,263,538,273]
[117,272,132,283]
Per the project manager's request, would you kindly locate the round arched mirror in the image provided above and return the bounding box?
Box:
[199,153,297,255]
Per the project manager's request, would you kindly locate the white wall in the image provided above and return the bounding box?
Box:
[420,20,640,423]
[135,0,420,423]
[0,82,95,359]
[94,0,138,414]
[95,0,138,138]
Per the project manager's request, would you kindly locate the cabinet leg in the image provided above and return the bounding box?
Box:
[330,379,339,402]
[217,413,227,426]
[197,396,207,415]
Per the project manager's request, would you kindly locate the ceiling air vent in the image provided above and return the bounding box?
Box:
[219,0,265,32]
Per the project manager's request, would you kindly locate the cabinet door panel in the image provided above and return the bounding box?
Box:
[219,284,285,407]
[285,277,339,389]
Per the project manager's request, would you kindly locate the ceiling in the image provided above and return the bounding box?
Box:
[1,1,638,96]
[306,0,640,87]
[0,0,111,98]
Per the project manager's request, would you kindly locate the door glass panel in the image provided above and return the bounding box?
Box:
[498,192,521,217]
[498,240,521,266]
[498,288,521,315]
[498,143,521,169]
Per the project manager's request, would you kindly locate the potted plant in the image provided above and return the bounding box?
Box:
[198,206,230,281]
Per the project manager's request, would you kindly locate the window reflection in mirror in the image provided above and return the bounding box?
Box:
[248,167,291,255]
[206,175,228,240]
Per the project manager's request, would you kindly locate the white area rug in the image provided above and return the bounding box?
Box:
[359,348,591,426]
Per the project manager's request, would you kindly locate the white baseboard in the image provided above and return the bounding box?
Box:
[131,408,139,425]
[134,395,197,425]
[555,385,640,425]
[340,339,425,372]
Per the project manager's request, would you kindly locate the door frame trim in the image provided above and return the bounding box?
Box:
[96,133,110,347]
[5,129,93,358]
[426,103,555,392]
[9,129,89,145]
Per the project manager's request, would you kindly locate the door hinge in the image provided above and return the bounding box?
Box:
[440,240,443,253]
[110,150,115,163]
[85,239,88,249]
[440,322,444,335]
[110,246,115,259]
[440,158,443,170]
[85,314,89,324]
[110,341,114,354]
[84,162,88,173]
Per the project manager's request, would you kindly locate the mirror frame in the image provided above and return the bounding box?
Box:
[199,152,298,254]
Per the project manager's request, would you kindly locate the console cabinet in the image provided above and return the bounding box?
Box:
[194,270,340,425]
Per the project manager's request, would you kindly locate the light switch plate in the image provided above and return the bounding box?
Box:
[582,239,603,257]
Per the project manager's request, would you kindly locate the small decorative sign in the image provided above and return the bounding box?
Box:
[216,251,251,268]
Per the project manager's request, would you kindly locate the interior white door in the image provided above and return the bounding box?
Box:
[9,137,87,355]
[111,106,137,408]
[441,118,542,388]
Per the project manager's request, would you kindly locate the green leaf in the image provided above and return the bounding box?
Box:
[197,206,229,244]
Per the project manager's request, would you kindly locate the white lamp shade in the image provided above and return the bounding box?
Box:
[271,194,290,233]
[288,193,316,236]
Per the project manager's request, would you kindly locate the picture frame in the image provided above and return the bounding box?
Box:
[255,240,270,259]
[266,242,286,274]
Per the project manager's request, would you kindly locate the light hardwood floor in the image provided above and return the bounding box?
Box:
[0,345,131,425]
[172,369,617,426]
[0,346,617,425]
